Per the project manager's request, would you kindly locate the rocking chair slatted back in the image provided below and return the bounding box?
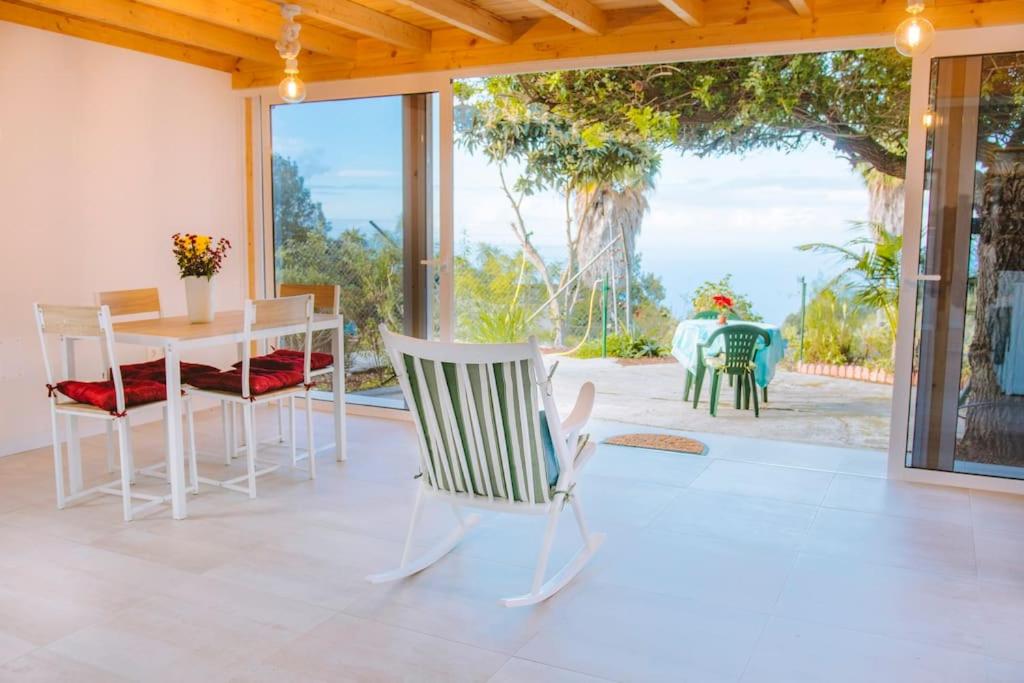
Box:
[381,327,565,506]
[704,324,771,373]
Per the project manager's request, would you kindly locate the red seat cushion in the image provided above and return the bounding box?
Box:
[118,359,220,384]
[187,367,304,396]
[234,348,333,372]
[56,379,167,413]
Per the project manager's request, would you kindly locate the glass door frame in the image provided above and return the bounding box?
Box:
[256,72,456,341]
[253,74,454,416]
[888,24,1024,495]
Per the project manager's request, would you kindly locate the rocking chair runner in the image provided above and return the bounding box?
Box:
[367,326,605,607]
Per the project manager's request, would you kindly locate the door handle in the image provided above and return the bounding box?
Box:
[904,273,941,283]
[419,258,448,272]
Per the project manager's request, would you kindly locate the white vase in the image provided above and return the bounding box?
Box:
[183,276,215,323]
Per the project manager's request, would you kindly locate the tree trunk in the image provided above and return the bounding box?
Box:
[959,163,1024,467]
[573,183,649,337]
[864,169,905,236]
[497,166,566,346]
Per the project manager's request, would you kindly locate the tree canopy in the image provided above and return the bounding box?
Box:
[272,154,329,244]
[493,50,912,179]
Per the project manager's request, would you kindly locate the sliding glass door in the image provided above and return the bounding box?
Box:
[906,50,1024,480]
[268,93,438,409]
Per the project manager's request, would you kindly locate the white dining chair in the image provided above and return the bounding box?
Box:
[97,287,216,485]
[221,284,342,468]
[367,326,605,607]
[186,295,318,498]
[272,283,342,467]
[34,303,198,521]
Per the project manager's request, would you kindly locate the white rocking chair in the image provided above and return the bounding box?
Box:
[366,326,605,607]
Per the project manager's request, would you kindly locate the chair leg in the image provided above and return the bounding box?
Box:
[49,409,65,509]
[751,372,760,418]
[692,365,705,409]
[124,416,136,484]
[529,503,562,595]
[105,422,116,473]
[242,403,257,499]
[158,406,170,482]
[117,417,133,522]
[762,385,768,403]
[367,487,481,584]
[221,401,232,466]
[400,486,424,568]
[709,372,720,417]
[289,396,298,467]
[65,415,83,494]
[304,393,316,480]
[277,399,285,443]
[234,403,243,454]
[501,490,606,608]
[186,399,199,494]
[742,375,751,410]
[734,373,742,409]
[683,370,693,402]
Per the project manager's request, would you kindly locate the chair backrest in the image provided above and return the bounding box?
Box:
[33,304,128,412]
[380,326,568,506]
[693,310,740,320]
[704,324,771,372]
[277,283,340,315]
[96,288,162,318]
[240,294,314,397]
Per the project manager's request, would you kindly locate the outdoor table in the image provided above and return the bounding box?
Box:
[670,319,787,389]
[106,310,347,519]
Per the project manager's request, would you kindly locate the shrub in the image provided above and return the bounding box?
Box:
[573,333,666,359]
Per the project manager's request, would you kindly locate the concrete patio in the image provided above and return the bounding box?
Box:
[549,356,894,453]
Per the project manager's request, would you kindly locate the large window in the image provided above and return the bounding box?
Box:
[269,93,437,409]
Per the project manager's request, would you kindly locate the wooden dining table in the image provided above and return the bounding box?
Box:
[111,310,347,519]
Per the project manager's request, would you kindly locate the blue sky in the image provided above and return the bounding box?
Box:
[272,96,405,233]
[272,96,868,324]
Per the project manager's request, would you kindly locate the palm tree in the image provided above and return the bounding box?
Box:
[797,222,902,348]
[573,181,652,335]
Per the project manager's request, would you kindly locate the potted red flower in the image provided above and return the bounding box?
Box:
[711,294,735,325]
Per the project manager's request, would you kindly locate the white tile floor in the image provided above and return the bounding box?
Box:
[0,408,1022,682]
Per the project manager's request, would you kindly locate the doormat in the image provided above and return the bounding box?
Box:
[603,433,707,455]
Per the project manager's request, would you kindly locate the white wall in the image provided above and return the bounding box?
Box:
[0,22,247,456]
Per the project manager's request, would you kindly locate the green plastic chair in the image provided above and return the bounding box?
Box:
[690,324,770,417]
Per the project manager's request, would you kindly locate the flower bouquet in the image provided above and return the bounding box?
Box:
[712,294,735,325]
[172,233,231,323]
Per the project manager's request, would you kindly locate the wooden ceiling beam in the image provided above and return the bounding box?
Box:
[657,0,702,26]
[787,0,813,17]
[0,1,239,70]
[291,0,431,51]
[132,0,356,61]
[390,0,517,44]
[12,0,286,63]
[524,0,606,35]
[232,0,1024,87]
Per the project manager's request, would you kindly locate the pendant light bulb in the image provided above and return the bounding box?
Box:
[276,5,305,104]
[894,0,935,57]
[278,58,306,104]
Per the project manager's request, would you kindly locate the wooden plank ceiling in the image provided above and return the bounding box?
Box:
[1,0,1022,88]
